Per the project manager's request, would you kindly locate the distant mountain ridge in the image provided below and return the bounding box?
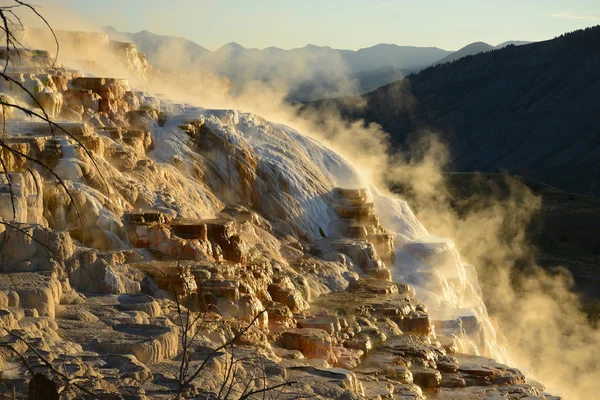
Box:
[103,26,209,56]
[103,26,533,102]
[103,26,451,73]
[433,42,494,65]
[305,26,600,194]
[103,26,453,100]
[434,40,532,65]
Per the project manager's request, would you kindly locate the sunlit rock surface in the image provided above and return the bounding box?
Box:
[0,37,556,399]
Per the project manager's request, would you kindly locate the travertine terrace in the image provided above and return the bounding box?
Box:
[0,31,559,399]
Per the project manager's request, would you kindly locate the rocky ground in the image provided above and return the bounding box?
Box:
[0,32,560,399]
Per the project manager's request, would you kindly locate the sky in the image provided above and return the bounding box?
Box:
[20,0,600,51]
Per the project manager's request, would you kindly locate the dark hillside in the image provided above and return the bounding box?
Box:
[309,26,600,194]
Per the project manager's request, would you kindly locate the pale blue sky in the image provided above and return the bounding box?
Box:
[39,0,600,50]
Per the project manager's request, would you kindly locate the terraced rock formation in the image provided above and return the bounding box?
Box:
[0,34,559,399]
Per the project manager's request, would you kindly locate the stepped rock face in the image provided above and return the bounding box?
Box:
[0,171,45,225]
[0,38,559,399]
[20,29,150,81]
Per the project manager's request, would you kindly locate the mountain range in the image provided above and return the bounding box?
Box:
[103,26,527,101]
[103,25,450,73]
[306,26,600,194]
[433,40,531,65]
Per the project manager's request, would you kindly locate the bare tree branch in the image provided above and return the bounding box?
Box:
[13,0,59,67]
